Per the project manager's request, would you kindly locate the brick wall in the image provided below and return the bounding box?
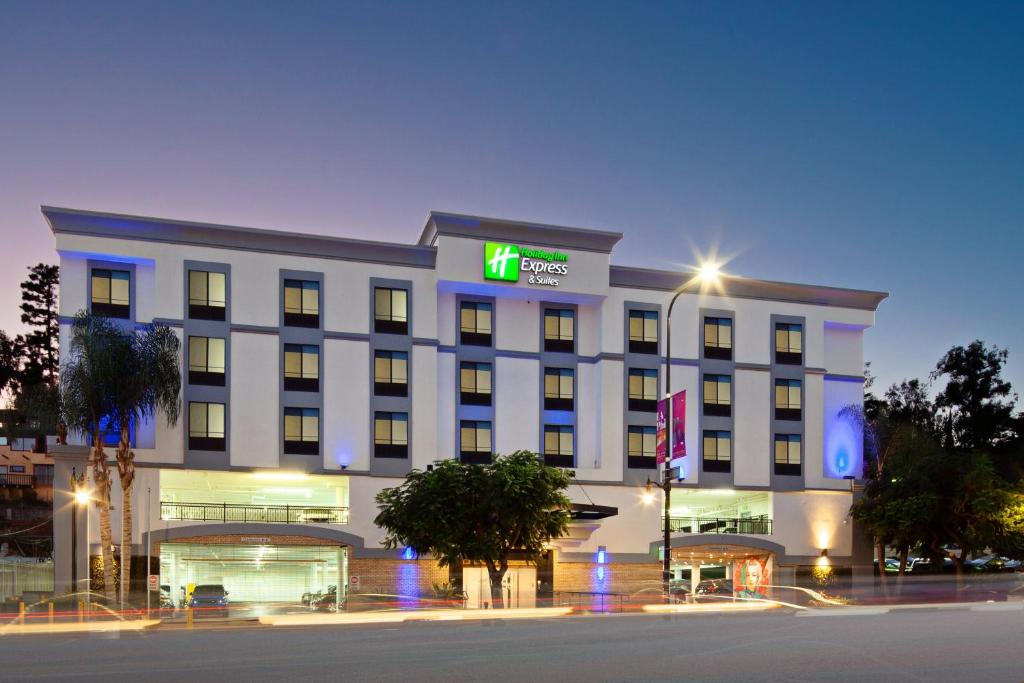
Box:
[554,558,663,596]
[348,558,450,598]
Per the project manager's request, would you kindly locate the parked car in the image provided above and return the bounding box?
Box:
[188,584,229,617]
[694,579,733,600]
[967,556,1021,572]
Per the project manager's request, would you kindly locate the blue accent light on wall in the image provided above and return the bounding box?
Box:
[401,546,416,560]
[596,546,607,564]
[596,566,606,582]
[823,386,863,479]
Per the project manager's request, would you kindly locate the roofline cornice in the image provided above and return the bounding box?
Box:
[609,265,888,311]
[419,211,623,253]
[42,206,437,269]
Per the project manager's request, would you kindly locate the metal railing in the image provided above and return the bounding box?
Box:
[0,474,34,488]
[160,501,349,524]
[663,516,772,535]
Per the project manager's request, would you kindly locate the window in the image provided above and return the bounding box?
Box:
[543,425,574,467]
[544,368,574,411]
[33,464,54,486]
[703,374,732,417]
[628,310,658,354]
[188,270,226,321]
[774,379,802,421]
[374,287,408,335]
[628,368,658,412]
[460,301,493,346]
[91,268,130,318]
[702,430,731,473]
[188,402,225,451]
[10,465,25,473]
[627,425,657,469]
[188,336,226,386]
[284,280,320,328]
[374,412,408,458]
[704,317,733,360]
[460,420,492,464]
[459,361,492,406]
[284,408,319,455]
[374,350,408,397]
[543,309,574,353]
[774,434,802,476]
[284,344,320,392]
[775,323,803,365]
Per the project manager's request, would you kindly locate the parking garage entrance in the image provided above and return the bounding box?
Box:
[159,539,347,607]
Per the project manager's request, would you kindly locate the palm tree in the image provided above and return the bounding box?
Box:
[60,313,121,600]
[108,324,181,606]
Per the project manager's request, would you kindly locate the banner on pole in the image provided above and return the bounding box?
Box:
[671,390,687,460]
[656,398,668,465]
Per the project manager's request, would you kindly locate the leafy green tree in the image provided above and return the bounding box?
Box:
[60,312,122,599]
[0,331,17,398]
[932,341,1017,451]
[107,324,181,604]
[375,451,572,608]
[16,264,60,387]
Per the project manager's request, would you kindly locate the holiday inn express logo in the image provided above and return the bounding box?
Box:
[483,242,569,287]
[484,242,520,281]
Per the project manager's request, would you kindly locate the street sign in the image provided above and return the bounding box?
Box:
[349,575,360,589]
[148,574,159,591]
[664,466,681,482]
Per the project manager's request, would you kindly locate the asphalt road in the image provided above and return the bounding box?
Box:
[1,606,1023,682]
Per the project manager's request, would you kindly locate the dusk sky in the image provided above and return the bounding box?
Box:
[1,1,1021,395]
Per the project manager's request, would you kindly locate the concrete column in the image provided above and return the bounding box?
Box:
[51,446,91,595]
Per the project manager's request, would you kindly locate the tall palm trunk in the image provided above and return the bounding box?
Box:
[116,422,135,608]
[90,434,115,601]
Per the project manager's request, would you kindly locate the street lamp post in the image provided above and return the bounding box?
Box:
[70,468,86,594]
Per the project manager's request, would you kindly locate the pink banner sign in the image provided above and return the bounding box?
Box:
[656,398,667,465]
[671,390,686,460]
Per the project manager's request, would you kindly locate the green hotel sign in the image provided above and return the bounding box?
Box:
[484,242,569,287]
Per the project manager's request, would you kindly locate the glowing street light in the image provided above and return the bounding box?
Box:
[697,261,720,284]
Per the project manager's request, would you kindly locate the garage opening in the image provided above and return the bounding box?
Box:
[160,542,347,607]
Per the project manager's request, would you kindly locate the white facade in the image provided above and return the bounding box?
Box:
[46,207,886,597]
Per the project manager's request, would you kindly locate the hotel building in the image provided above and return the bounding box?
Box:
[46,206,885,606]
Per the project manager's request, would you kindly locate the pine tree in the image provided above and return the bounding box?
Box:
[0,331,16,396]
[17,264,60,387]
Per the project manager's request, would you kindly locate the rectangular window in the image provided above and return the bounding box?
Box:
[628,310,658,354]
[460,420,493,464]
[543,425,574,468]
[459,361,492,406]
[374,350,408,397]
[628,368,658,412]
[703,317,733,360]
[459,301,493,347]
[33,464,54,486]
[774,379,802,421]
[374,287,409,335]
[188,336,226,386]
[284,407,319,455]
[703,374,732,417]
[543,309,575,353]
[284,344,320,392]
[627,425,657,469]
[702,430,732,473]
[188,402,225,451]
[188,270,227,321]
[775,323,803,365]
[283,280,320,328]
[374,412,409,458]
[774,434,802,476]
[90,268,130,319]
[544,368,574,411]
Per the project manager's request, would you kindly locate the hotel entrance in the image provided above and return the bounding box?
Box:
[160,541,347,608]
[671,545,774,601]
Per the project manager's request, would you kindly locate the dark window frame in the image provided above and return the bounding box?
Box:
[628,310,659,355]
[775,323,803,365]
[626,425,657,469]
[774,434,802,476]
[543,424,574,468]
[374,411,409,459]
[188,336,227,387]
[374,350,409,397]
[703,317,733,361]
[374,287,409,335]
[284,344,321,392]
[703,374,732,417]
[90,268,131,319]
[459,361,492,406]
[702,430,732,473]
[188,270,227,321]
[543,308,575,353]
[628,368,659,413]
[459,420,493,464]
[543,367,574,411]
[283,279,320,328]
[459,301,493,347]
[188,401,226,452]
[284,407,320,455]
